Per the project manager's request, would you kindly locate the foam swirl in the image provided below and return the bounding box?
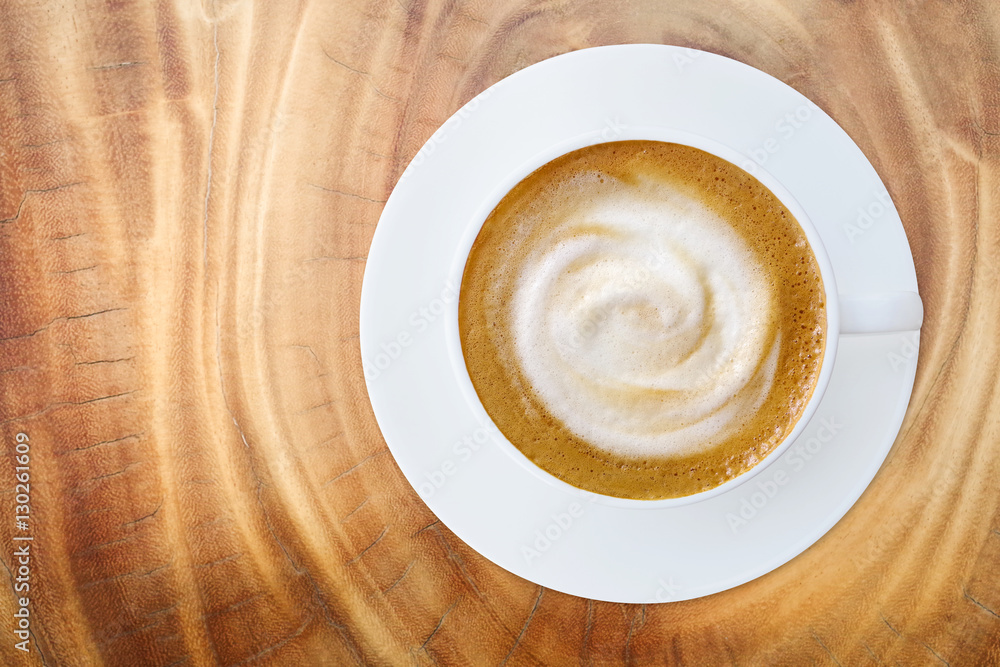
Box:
[510,177,779,459]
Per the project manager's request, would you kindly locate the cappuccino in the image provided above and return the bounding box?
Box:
[459,141,826,500]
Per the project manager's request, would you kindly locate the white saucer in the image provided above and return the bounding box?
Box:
[360,45,920,603]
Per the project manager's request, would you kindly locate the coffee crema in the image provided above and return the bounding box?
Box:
[458,141,826,500]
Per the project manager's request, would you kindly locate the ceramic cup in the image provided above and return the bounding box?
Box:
[445,126,924,509]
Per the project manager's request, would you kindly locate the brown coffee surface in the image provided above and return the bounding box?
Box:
[458,141,826,500]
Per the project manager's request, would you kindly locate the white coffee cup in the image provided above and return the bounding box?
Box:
[446,127,923,509]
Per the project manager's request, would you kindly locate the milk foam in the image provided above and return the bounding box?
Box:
[510,174,779,459]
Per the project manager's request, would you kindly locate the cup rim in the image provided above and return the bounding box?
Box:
[443,127,841,509]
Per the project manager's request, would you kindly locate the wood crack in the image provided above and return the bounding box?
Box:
[250,475,360,661]
[89,60,147,70]
[319,47,402,102]
[288,344,321,368]
[420,597,459,654]
[346,526,388,565]
[147,602,180,617]
[458,9,488,25]
[75,356,135,366]
[98,615,166,647]
[1,390,137,427]
[313,430,346,449]
[428,525,483,598]
[810,631,843,666]
[121,499,163,528]
[880,613,902,637]
[195,552,244,569]
[500,587,543,665]
[320,49,370,75]
[972,118,1000,137]
[581,599,594,665]
[305,255,368,262]
[341,497,368,522]
[192,516,230,529]
[0,306,127,343]
[84,460,143,484]
[307,182,386,204]
[382,559,415,595]
[412,519,439,536]
[323,450,388,487]
[230,614,313,666]
[81,561,171,589]
[963,588,1000,618]
[204,591,266,619]
[60,432,143,456]
[73,532,139,557]
[296,399,337,414]
[51,264,97,274]
[215,287,250,448]
[624,605,646,664]
[0,182,85,224]
[862,642,880,663]
[923,642,950,666]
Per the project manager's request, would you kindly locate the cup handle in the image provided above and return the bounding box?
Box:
[838,291,924,334]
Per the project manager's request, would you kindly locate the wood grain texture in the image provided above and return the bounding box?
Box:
[0,0,998,664]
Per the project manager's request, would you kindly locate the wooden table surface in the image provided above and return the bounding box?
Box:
[1,0,999,664]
